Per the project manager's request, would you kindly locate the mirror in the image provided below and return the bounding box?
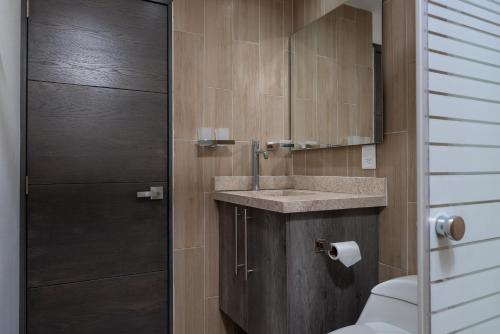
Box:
[290,0,383,150]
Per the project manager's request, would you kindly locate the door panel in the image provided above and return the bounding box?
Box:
[219,203,248,331]
[28,81,167,184]
[28,183,167,287]
[247,209,287,334]
[26,0,169,332]
[420,0,500,332]
[28,0,168,93]
[28,272,167,334]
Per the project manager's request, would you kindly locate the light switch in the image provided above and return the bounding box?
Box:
[362,145,376,170]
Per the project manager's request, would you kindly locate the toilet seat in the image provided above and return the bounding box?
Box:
[330,322,411,334]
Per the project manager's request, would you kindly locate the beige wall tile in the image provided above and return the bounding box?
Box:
[174,248,205,334]
[261,95,285,143]
[284,0,294,38]
[174,32,204,140]
[316,12,337,59]
[234,0,260,42]
[354,8,373,68]
[379,262,405,283]
[233,142,252,176]
[408,202,417,275]
[174,141,204,249]
[261,148,292,176]
[323,147,348,176]
[233,42,260,141]
[317,57,338,144]
[204,87,233,136]
[201,147,233,193]
[304,0,322,26]
[284,51,291,139]
[260,0,285,96]
[205,195,220,298]
[206,0,233,89]
[293,150,307,175]
[292,25,316,100]
[305,149,325,176]
[339,63,357,105]
[383,0,408,133]
[377,132,408,270]
[292,98,317,142]
[205,297,238,334]
[357,65,374,138]
[338,17,356,66]
[174,0,204,34]
[405,0,416,64]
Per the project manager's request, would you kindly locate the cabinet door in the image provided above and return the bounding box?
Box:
[219,202,248,331]
[248,209,287,334]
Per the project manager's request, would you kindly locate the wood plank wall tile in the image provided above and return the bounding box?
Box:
[377,132,408,271]
[174,248,205,334]
[173,141,204,250]
[173,0,294,332]
[260,0,285,96]
[174,0,205,34]
[206,0,233,90]
[173,0,418,331]
[233,41,260,141]
[234,0,259,42]
[174,32,204,140]
[292,0,417,281]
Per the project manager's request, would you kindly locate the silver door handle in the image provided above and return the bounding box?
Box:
[137,186,164,200]
[435,215,465,241]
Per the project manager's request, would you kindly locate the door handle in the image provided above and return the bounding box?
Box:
[137,186,164,200]
[435,215,466,241]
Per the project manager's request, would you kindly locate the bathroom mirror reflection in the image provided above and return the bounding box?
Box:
[290,0,383,150]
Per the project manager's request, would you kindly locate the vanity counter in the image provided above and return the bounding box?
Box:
[212,175,387,213]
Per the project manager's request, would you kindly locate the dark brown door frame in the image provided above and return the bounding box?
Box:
[18,1,174,333]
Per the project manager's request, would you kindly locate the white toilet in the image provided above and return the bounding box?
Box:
[330,275,417,334]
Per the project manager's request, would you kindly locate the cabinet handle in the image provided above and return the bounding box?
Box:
[244,209,255,280]
[244,208,249,280]
[234,207,244,276]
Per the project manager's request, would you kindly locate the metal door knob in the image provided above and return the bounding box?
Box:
[435,215,465,241]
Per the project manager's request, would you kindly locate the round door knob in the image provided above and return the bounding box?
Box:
[435,215,466,241]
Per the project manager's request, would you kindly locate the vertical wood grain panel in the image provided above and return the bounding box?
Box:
[174,32,204,140]
[233,42,260,141]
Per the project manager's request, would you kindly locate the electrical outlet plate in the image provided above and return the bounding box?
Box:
[362,144,376,170]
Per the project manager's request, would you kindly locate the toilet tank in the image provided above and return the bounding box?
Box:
[356,276,418,334]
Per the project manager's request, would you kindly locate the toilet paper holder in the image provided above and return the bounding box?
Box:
[315,239,329,253]
[314,239,362,267]
[315,239,339,257]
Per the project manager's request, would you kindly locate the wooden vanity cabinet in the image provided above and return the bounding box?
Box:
[219,201,379,334]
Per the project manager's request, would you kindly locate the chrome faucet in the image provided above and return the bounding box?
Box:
[251,140,269,191]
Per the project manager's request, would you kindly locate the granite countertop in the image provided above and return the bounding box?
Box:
[212,176,387,213]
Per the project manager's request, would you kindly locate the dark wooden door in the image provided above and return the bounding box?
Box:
[26,0,169,333]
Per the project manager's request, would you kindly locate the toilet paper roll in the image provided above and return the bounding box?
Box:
[328,241,361,267]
